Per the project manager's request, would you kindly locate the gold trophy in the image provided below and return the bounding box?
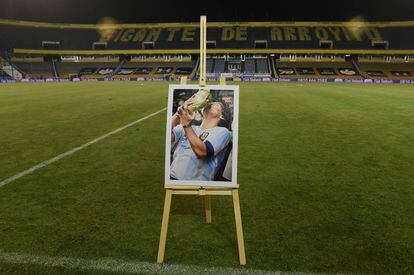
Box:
[187,89,212,112]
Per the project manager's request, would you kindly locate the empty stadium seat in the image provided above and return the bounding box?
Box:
[206,59,214,73]
[256,59,269,74]
[244,59,256,74]
[213,60,226,74]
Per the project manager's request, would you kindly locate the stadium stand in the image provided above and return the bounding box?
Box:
[203,56,271,77]
[175,67,193,75]
[58,61,120,78]
[275,59,362,79]
[275,62,363,79]
[9,55,197,79]
[0,19,413,81]
[13,60,55,79]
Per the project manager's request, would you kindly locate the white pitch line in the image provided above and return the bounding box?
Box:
[0,250,291,274]
[0,108,167,189]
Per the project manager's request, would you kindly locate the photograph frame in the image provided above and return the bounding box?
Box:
[164,84,240,188]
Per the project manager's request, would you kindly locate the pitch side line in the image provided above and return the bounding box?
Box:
[0,108,167,189]
[0,250,287,275]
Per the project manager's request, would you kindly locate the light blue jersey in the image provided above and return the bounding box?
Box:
[170,125,231,181]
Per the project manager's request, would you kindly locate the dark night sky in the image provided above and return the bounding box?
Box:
[0,0,413,23]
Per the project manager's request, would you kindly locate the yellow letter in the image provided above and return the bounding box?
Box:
[222,27,235,40]
[315,27,329,40]
[236,27,248,41]
[270,27,283,40]
[146,28,162,42]
[166,28,180,41]
[112,30,123,42]
[181,28,196,42]
[284,27,297,40]
[365,28,383,40]
[120,29,135,42]
[328,27,342,41]
[132,29,147,42]
[297,27,311,41]
[341,27,352,41]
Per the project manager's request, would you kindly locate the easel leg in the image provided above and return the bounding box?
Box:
[232,189,246,265]
[157,189,173,263]
[204,195,212,224]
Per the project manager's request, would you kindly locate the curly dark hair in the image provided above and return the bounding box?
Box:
[214,101,232,131]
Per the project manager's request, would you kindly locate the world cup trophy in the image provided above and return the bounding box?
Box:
[187,89,212,112]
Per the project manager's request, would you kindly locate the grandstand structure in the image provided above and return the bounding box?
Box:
[0,19,413,82]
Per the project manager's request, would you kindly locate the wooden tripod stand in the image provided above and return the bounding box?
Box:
[156,186,246,265]
[156,16,246,266]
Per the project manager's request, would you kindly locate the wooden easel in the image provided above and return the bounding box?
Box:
[157,16,246,266]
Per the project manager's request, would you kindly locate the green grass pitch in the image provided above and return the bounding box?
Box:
[0,81,413,274]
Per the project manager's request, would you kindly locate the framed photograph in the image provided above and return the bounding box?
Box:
[165,84,239,188]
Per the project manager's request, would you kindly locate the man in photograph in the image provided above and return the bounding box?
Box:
[170,96,232,181]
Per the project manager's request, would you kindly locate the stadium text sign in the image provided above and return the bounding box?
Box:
[110,26,383,43]
[165,84,239,188]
